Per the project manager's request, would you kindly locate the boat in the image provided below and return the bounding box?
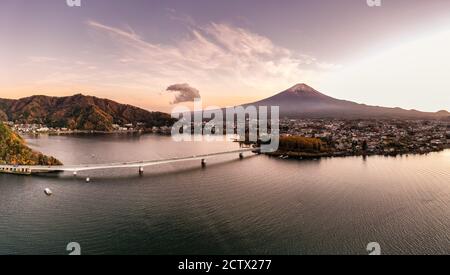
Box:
[44,188,53,196]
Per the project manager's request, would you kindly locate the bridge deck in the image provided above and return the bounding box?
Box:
[0,148,259,174]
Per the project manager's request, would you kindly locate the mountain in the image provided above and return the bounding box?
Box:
[248,84,449,119]
[0,122,61,165]
[0,94,175,131]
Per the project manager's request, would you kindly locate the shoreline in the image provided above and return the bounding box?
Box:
[266,147,449,160]
[18,131,450,160]
[19,129,171,136]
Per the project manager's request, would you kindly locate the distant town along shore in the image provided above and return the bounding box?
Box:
[2,117,449,166]
[4,121,173,136]
[268,118,450,159]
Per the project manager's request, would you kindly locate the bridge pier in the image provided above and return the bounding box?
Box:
[239,153,244,159]
[201,159,207,168]
[139,166,144,175]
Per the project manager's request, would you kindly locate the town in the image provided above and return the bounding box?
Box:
[3,118,450,157]
[278,118,450,157]
[3,122,173,135]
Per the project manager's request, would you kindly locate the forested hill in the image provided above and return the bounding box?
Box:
[0,94,175,131]
[0,122,62,166]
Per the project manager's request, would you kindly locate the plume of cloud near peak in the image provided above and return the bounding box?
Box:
[166,83,201,104]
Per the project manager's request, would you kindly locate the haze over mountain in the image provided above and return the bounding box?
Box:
[0,94,175,131]
[248,84,449,119]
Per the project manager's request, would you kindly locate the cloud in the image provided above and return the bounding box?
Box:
[84,20,337,105]
[87,20,142,42]
[166,8,196,27]
[166,83,201,104]
[28,56,60,63]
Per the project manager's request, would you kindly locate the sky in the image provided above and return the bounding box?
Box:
[0,0,449,112]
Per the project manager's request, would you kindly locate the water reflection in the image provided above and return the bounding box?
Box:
[0,134,448,255]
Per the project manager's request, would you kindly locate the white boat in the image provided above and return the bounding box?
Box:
[44,188,53,196]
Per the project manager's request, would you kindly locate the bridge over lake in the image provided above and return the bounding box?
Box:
[0,148,260,175]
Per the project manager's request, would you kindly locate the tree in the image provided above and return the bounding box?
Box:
[362,140,368,152]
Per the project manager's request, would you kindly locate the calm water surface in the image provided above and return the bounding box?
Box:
[0,134,448,255]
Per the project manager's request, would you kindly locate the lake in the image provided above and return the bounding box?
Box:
[0,134,448,255]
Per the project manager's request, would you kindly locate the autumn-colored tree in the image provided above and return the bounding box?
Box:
[0,122,62,166]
